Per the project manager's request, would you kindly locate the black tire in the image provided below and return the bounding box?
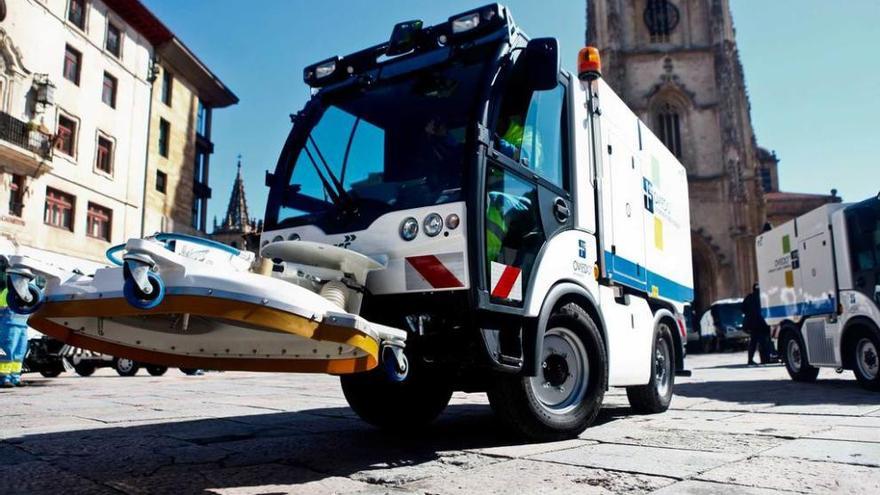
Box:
[146,365,168,376]
[626,322,676,413]
[850,328,880,391]
[114,358,140,377]
[487,303,607,441]
[340,355,453,430]
[39,367,63,378]
[781,330,819,382]
[179,367,203,376]
[74,363,96,377]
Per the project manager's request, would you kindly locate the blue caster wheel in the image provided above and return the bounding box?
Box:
[5,280,44,315]
[122,270,165,310]
[382,346,409,383]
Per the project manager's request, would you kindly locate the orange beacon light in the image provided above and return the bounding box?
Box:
[578,46,602,81]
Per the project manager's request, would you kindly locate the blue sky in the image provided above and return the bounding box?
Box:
[142,0,879,226]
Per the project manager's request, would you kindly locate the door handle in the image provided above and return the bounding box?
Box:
[553,197,570,223]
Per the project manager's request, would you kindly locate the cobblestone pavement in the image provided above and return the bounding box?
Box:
[2,351,880,494]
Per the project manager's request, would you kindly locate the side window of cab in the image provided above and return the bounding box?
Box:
[492,55,569,191]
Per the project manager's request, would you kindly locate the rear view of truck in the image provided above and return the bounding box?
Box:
[756,195,880,390]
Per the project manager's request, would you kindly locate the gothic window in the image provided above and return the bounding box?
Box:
[655,102,682,158]
[644,0,680,43]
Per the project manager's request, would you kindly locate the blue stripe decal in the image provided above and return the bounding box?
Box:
[604,251,694,303]
[761,299,836,319]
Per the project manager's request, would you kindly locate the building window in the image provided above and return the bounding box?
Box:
[56,114,78,157]
[194,149,207,184]
[63,45,82,85]
[196,101,209,137]
[106,23,122,58]
[192,197,206,231]
[158,118,170,157]
[44,188,75,231]
[86,202,112,241]
[96,135,113,174]
[102,72,117,107]
[155,170,167,193]
[68,0,86,31]
[759,166,773,192]
[644,0,680,42]
[161,69,173,106]
[8,174,25,217]
[655,103,682,158]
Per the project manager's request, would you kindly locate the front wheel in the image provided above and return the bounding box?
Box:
[5,281,44,315]
[114,358,140,377]
[74,363,96,377]
[340,353,452,430]
[781,330,819,382]
[852,330,880,391]
[39,367,64,378]
[626,322,675,413]
[487,303,607,441]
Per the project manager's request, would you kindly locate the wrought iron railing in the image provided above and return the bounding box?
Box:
[0,112,53,159]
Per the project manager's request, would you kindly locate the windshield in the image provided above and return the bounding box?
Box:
[847,199,880,272]
[273,58,488,231]
[714,303,745,329]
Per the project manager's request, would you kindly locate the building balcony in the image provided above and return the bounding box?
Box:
[0,112,53,174]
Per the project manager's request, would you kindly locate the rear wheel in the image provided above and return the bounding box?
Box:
[626,322,676,413]
[114,358,140,377]
[851,330,880,391]
[146,365,168,377]
[487,303,606,441]
[781,330,819,382]
[340,353,452,430]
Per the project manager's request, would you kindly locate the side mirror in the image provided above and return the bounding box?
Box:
[524,37,560,91]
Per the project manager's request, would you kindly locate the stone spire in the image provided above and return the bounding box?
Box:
[215,155,253,234]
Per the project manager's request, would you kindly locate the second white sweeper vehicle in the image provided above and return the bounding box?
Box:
[6,4,694,440]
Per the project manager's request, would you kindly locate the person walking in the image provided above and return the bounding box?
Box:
[0,268,30,388]
[743,283,777,365]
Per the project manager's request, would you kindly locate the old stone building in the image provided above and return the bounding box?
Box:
[587,0,838,313]
[138,3,238,237]
[0,0,155,270]
[211,157,261,253]
[0,0,237,272]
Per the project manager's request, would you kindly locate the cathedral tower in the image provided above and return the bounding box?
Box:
[587,0,767,312]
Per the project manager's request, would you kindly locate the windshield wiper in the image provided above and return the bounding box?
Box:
[302,145,341,205]
[308,135,354,209]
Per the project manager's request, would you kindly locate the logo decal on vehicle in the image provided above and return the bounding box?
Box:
[334,234,357,249]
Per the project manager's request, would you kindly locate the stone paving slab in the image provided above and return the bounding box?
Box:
[697,455,880,494]
[529,442,741,478]
[761,438,880,467]
[652,479,802,494]
[405,458,675,494]
[806,425,880,443]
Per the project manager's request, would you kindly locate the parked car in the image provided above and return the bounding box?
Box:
[698,299,748,352]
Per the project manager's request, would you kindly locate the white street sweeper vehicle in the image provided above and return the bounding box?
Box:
[6,4,693,440]
[757,194,880,390]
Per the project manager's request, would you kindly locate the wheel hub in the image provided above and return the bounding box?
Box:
[529,327,589,415]
[543,353,569,387]
[856,338,879,380]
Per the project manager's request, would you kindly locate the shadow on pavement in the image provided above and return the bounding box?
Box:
[2,402,632,494]
[674,377,876,405]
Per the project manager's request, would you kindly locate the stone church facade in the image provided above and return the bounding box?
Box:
[587,0,838,313]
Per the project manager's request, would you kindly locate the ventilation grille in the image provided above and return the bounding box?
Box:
[805,320,834,365]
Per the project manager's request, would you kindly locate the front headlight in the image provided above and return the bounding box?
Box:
[423,213,443,237]
[400,217,419,241]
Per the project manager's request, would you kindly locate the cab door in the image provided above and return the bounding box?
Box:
[845,200,880,304]
[480,56,572,309]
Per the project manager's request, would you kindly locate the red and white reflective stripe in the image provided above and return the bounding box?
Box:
[405,253,465,290]
[490,261,522,301]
